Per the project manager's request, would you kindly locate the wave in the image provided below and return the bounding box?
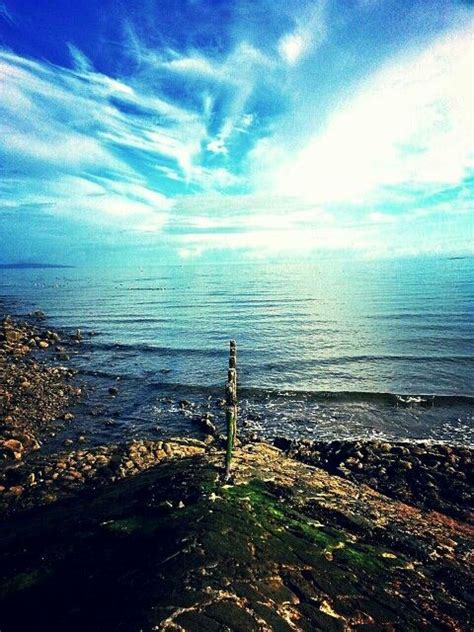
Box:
[82,340,226,357]
[83,339,474,367]
[140,381,474,408]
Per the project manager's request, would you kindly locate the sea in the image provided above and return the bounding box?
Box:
[1,256,473,447]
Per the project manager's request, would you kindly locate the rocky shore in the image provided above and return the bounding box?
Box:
[0,313,473,630]
[0,316,82,496]
[277,437,473,523]
[0,443,473,631]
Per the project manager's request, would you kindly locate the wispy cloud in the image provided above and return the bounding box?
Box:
[0,1,15,26]
[277,1,327,65]
[0,0,472,264]
[0,48,213,233]
[255,23,473,206]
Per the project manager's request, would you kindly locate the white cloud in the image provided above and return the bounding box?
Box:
[278,32,307,65]
[368,212,397,224]
[277,1,327,65]
[1,8,472,262]
[206,135,228,155]
[265,23,474,205]
[0,48,227,232]
[147,41,274,161]
[67,43,94,73]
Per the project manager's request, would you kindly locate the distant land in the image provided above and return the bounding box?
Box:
[0,263,75,269]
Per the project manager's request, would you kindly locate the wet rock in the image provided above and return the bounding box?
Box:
[178,399,192,410]
[2,439,24,453]
[193,413,217,436]
[8,485,24,496]
[273,437,293,451]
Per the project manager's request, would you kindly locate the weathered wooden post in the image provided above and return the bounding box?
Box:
[224,340,237,481]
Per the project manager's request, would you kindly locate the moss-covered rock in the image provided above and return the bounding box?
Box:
[0,445,471,631]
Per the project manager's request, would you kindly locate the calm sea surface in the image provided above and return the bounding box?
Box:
[1,257,473,445]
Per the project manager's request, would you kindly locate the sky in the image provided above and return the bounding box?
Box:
[0,0,473,265]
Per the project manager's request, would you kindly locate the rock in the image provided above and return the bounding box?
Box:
[38,341,49,349]
[67,470,82,480]
[8,485,24,496]
[391,446,409,456]
[63,412,75,421]
[273,437,292,451]
[108,387,119,396]
[63,439,74,446]
[196,413,217,436]
[0,439,24,452]
[14,433,40,451]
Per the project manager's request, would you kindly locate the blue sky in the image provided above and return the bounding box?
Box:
[0,0,472,264]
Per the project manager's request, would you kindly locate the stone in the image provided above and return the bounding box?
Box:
[38,341,49,349]
[68,470,82,480]
[8,485,24,496]
[2,439,24,453]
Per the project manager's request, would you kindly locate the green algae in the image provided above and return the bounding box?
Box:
[0,568,52,597]
[220,479,403,577]
[101,516,154,535]
[0,454,470,631]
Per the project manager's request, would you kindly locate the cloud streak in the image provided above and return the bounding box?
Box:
[257,23,474,206]
[0,0,472,264]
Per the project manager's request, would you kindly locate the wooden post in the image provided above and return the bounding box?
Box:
[224,340,237,481]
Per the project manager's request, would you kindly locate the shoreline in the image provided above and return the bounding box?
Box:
[0,313,472,520]
[0,312,473,630]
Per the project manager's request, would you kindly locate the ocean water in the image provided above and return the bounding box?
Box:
[1,257,473,445]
